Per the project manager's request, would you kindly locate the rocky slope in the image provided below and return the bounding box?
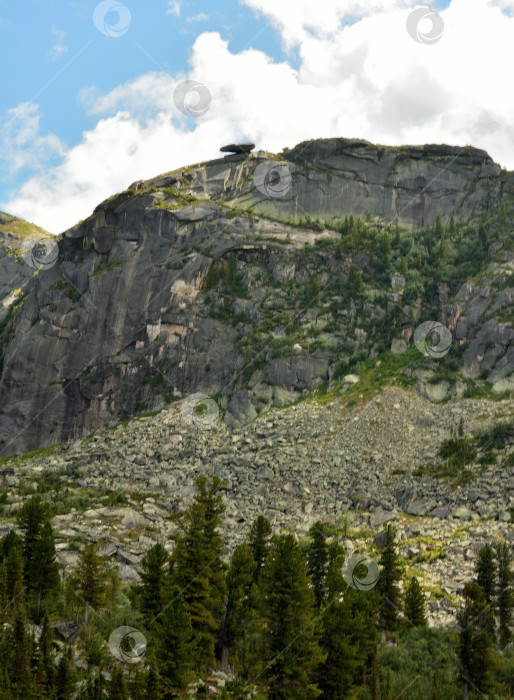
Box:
[0,385,512,627]
[0,138,513,455]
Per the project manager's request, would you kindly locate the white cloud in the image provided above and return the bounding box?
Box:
[166,1,181,16]
[48,26,68,61]
[186,13,209,22]
[0,103,64,179]
[4,0,514,234]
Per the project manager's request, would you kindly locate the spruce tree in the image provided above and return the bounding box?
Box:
[457,582,495,697]
[145,666,162,699]
[54,649,76,700]
[496,542,513,648]
[404,576,427,627]
[169,476,227,670]
[475,544,496,638]
[31,519,60,612]
[449,213,456,236]
[306,521,329,608]
[139,542,169,620]
[17,495,52,591]
[248,515,272,581]
[108,666,128,700]
[219,543,257,673]
[475,545,496,606]
[75,543,107,624]
[376,525,402,631]
[153,585,194,695]
[5,545,24,602]
[317,586,377,699]
[325,540,346,601]
[260,534,325,699]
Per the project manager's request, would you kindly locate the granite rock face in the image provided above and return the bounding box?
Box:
[0,212,53,322]
[0,138,512,454]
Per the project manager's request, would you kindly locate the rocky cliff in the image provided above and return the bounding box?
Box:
[0,138,513,455]
[0,212,53,323]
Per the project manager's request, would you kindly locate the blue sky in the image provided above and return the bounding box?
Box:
[2,0,512,234]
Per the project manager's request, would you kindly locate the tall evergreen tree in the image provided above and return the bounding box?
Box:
[5,545,24,602]
[219,543,257,673]
[316,586,377,699]
[475,545,496,606]
[475,544,496,638]
[139,542,169,620]
[31,519,60,612]
[54,649,76,700]
[404,577,427,628]
[325,540,346,601]
[457,582,495,698]
[248,515,272,582]
[153,585,194,696]
[260,534,325,699]
[108,666,128,700]
[75,543,107,624]
[376,525,402,631]
[496,542,513,648]
[306,521,329,608]
[169,476,227,670]
[16,495,52,591]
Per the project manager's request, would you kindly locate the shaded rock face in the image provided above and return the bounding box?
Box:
[0,138,512,455]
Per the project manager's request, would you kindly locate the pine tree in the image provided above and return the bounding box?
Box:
[37,611,56,692]
[108,666,128,699]
[75,543,107,624]
[260,534,325,699]
[31,520,60,612]
[5,544,24,602]
[448,213,456,236]
[317,586,377,699]
[169,476,227,670]
[145,666,162,699]
[0,561,7,623]
[400,257,408,276]
[6,606,32,697]
[248,515,272,581]
[457,582,495,698]
[347,266,363,299]
[16,495,52,592]
[475,544,496,638]
[496,542,513,648]
[139,542,169,620]
[306,521,329,608]
[325,540,346,601]
[376,525,402,631]
[404,577,427,627]
[435,215,444,239]
[219,543,257,673]
[476,545,496,606]
[54,649,76,700]
[153,585,194,695]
